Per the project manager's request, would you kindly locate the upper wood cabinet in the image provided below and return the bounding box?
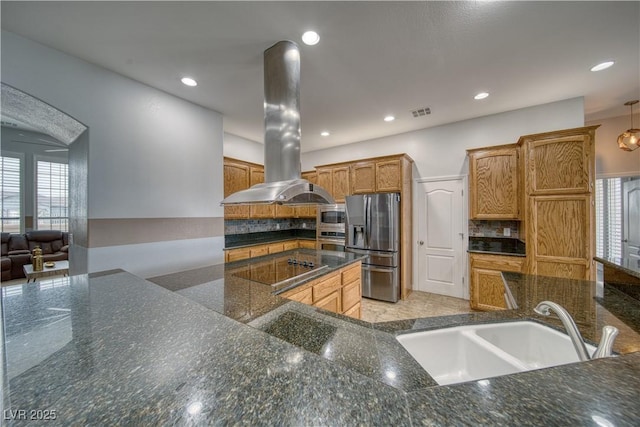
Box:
[296,171,318,218]
[517,126,599,281]
[249,166,275,219]
[223,158,251,219]
[376,159,404,192]
[467,145,519,219]
[351,157,405,194]
[351,161,376,194]
[520,128,595,196]
[316,166,350,203]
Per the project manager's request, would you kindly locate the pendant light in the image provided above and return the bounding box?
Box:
[617,100,640,151]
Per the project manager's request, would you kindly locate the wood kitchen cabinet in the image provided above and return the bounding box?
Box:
[297,240,317,249]
[351,161,376,194]
[225,239,309,262]
[351,156,407,194]
[223,159,318,220]
[279,261,362,318]
[316,166,350,203]
[249,166,275,219]
[470,253,524,311]
[523,131,594,195]
[518,126,597,280]
[467,145,520,219]
[223,158,251,219]
[527,194,593,280]
[295,171,318,218]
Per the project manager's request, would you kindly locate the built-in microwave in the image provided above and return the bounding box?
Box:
[317,204,346,230]
[317,204,346,251]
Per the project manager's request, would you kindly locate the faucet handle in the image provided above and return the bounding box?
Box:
[592,325,619,359]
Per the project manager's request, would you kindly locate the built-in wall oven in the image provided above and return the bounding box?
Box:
[317,204,346,252]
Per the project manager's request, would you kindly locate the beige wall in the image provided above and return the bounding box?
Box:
[587,113,640,177]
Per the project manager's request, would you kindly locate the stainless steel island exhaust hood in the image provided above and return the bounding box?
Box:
[221,41,335,206]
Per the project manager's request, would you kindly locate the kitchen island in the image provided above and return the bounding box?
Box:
[2,255,640,425]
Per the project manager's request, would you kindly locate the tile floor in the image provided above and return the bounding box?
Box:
[360,291,475,323]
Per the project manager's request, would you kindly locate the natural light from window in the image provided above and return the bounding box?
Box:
[36,160,69,232]
[1,155,22,232]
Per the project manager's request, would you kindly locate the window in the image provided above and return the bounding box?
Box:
[595,178,622,258]
[36,160,69,232]
[1,155,22,232]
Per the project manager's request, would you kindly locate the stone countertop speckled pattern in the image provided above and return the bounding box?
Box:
[468,236,526,257]
[595,256,640,280]
[3,263,640,425]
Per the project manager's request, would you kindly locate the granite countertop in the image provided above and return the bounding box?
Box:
[3,256,640,425]
[224,229,316,250]
[595,255,640,280]
[468,236,526,257]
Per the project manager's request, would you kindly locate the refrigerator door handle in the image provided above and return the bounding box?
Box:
[349,250,395,258]
[364,195,370,247]
[363,266,395,273]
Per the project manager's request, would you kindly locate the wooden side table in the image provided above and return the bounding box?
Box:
[23,260,70,283]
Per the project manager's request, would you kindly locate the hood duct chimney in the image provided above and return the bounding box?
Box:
[221,41,334,206]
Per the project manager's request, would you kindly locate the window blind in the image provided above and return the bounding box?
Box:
[36,160,69,232]
[1,156,22,232]
[595,178,622,258]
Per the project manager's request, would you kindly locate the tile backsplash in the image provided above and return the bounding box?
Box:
[225,218,316,235]
[469,220,520,239]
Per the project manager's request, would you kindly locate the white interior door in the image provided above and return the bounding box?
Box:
[416,178,465,298]
[623,179,640,264]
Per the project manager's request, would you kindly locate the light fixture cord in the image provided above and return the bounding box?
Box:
[631,103,635,129]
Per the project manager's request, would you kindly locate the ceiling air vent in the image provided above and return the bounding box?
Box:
[411,107,431,118]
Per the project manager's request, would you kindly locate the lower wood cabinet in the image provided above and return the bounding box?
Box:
[298,240,317,249]
[283,240,299,251]
[470,253,524,311]
[279,261,362,319]
[225,239,317,262]
[314,290,342,313]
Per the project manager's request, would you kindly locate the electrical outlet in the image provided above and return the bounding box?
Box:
[276,223,280,230]
[302,223,306,229]
[503,227,511,237]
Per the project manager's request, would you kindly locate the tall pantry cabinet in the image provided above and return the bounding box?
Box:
[519,126,598,281]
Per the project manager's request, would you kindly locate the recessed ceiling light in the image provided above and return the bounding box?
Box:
[590,61,615,72]
[181,77,198,87]
[320,131,330,137]
[302,31,320,46]
[474,92,489,100]
[384,115,395,122]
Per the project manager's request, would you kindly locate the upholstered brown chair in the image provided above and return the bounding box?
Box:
[1,232,11,282]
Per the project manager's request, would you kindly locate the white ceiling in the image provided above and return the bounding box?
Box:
[2,1,639,152]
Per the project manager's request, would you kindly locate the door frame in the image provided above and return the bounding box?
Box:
[413,175,469,300]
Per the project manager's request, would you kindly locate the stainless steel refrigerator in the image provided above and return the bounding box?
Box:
[345,193,400,302]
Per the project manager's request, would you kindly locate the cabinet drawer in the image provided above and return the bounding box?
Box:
[312,272,341,302]
[313,290,341,314]
[226,247,251,262]
[283,240,299,251]
[341,262,361,285]
[343,301,361,319]
[282,286,313,304]
[341,279,361,312]
[267,242,284,254]
[250,246,269,257]
[298,240,317,249]
[470,254,524,272]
